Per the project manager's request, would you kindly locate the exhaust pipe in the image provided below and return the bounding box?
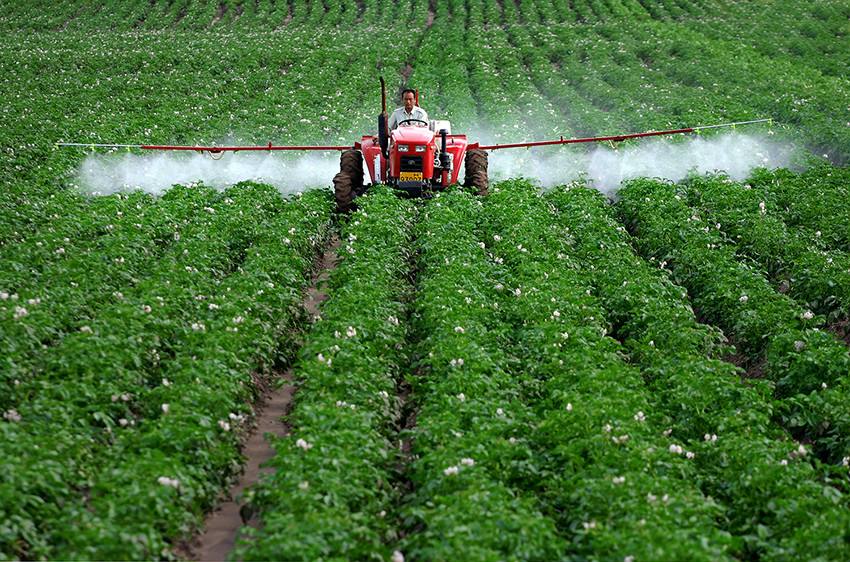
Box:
[378,76,389,158]
[380,76,387,115]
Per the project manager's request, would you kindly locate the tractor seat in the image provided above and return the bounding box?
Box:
[429,120,452,135]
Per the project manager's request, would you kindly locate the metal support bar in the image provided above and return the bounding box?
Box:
[474,119,772,151]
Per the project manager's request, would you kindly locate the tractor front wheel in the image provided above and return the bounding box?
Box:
[334,150,365,212]
[464,149,488,196]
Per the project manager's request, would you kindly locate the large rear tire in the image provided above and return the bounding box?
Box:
[334,150,364,212]
[464,149,488,196]
[333,172,354,213]
[340,149,364,195]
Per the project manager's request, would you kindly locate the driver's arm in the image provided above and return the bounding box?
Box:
[388,109,398,131]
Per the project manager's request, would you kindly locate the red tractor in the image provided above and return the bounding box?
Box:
[332,77,487,212]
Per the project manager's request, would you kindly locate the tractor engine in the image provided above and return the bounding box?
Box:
[354,120,476,198]
[391,125,444,195]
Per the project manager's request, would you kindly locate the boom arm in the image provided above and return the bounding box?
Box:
[471,119,771,150]
[55,142,353,153]
[57,119,771,155]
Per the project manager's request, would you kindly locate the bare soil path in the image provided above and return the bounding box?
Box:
[186,236,340,562]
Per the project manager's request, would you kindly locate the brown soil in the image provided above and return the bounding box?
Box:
[59,5,85,31]
[173,3,189,27]
[209,2,226,27]
[190,371,295,561]
[184,236,340,561]
[305,236,341,319]
[827,318,850,346]
[393,378,417,543]
[720,339,766,379]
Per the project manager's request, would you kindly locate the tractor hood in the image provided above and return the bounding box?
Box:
[391,126,434,144]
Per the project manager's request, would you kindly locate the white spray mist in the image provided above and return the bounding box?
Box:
[485,132,797,195]
[74,151,340,195]
[72,132,796,197]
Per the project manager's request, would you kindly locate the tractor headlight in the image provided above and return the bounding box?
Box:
[397,144,409,152]
[415,145,426,153]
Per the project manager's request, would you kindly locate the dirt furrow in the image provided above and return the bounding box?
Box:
[185,236,340,561]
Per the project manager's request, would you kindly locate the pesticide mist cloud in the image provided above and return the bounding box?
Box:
[487,132,796,194]
[73,132,796,197]
[74,151,340,195]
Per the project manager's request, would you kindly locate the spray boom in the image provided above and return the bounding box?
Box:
[472,119,772,150]
[56,119,771,155]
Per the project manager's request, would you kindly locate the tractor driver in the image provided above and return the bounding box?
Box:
[388,88,429,130]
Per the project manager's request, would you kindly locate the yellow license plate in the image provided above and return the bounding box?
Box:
[399,171,423,182]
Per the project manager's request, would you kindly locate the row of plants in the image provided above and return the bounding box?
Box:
[548,183,850,560]
[396,189,565,560]
[496,10,846,168]
[616,178,850,463]
[0,182,290,560]
[619,20,850,163]
[507,22,623,138]
[1,21,413,245]
[749,165,850,254]
[0,0,739,32]
[0,190,152,288]
[233,187,414,560]
[485,181,734,560]
[0,185,218,404]
[407,4,479,128]
[51,188,334,560]
[523,20,796,150]
[0,0,427,31]
[683,172,850,322]
[462,20,570,143]
[411,0,570,143]
[687,2,850,78]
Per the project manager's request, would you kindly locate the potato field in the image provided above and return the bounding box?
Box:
[2,0,850,560]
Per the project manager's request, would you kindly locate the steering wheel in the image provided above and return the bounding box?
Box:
[398,118,429,127]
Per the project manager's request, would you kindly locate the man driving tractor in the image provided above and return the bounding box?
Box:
[388,88,429,130]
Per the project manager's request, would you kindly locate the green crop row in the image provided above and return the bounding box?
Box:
[0,183,303,559]
[684,173,850,322]
[397,190,565,560]
[0,191,151,283]
[0,22,413,248]
[0,0,424,31]
[620,21,850,162]
[549,183,850,560]
[52,188,334,560]
[617,179,850,463]
[0,185,218,404]
[233,187,414,561]
[686,2,850,79]
[486,181,733,561]
[749,166,850,254]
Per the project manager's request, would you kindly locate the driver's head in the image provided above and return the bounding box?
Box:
[401,88,416,112]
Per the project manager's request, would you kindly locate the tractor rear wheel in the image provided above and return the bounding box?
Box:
[333,172,354,213]
[334,150,364,212]
[464,149,488,196]
[340,149,364,195]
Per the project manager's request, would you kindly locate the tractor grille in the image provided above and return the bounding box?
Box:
[400,155,422,172]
